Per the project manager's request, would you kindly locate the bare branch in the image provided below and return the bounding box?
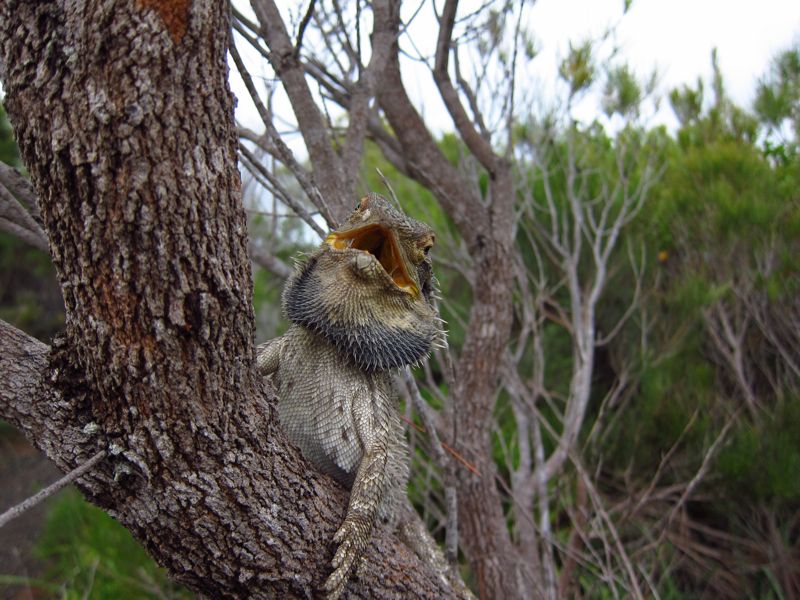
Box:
[0,320,60,444]
[375,6,490,253]
[249,242,293,280]
[293,0,317,58]
[239,143,327,238]
[704,304,759,417]
[573,459,645,600]
[596,242,645,346]
[627,409,699,519]
[338,0,395,184]
[0,174,49,252]
[0,162,40,217]
[663,409,741,530]
[323,0,360,73]
[0,216,49,252]
[452,48,491,143]
[433,0,507,179]
[0,450,107,529]
[402,369,460,565]
[229,41,336,228]
[249,0,349,219]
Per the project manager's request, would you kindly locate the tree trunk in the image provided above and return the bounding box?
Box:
[450,188,531,600]
[0,2,456,597]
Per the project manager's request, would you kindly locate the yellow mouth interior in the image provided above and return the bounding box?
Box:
[326,224,418,295]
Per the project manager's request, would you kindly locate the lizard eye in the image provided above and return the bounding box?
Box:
[423,245,432,256]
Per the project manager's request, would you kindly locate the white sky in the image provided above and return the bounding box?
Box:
[396,0,800,132]
[528,0,800,124]
[230,0,800,145]
[1,2,798,134]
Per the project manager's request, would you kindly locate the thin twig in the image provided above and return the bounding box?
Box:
[229,41,336,228]
[402,368,462,565]
[398,412,480,478]
[663,409,740,530]
[239,144,326,238]
[294,0,317,58]
[375,168,402,210]
[0,450,107,529]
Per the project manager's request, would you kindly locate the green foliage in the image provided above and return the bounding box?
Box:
[33,490,192,599]
[754,44,800,141]
[649,61,799,325]
[591,45,800,598]
[602,64,642,117]
[669,79,704,126]
[718,397,800,505]
[0,101,20,166]
[559,40,596,96]
[653,139,784,250]
[669,51,759,147]
[604,343,714,476]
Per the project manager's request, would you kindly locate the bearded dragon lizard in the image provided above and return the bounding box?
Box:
[257,193,440,598]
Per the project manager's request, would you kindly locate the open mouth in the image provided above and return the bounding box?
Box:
[326,224,418,295]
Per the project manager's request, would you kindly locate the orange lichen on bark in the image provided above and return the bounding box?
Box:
[137,0,191,44]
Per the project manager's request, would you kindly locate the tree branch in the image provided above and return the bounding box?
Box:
[249,0,350,221]
[375,4,486,252]
[0,162,40,218]
[249,241,293,280]
[433,0,507,178]
[0,175,49,252]
[0,449,107,529]
[229,41,336,228]
[337,0,394,186]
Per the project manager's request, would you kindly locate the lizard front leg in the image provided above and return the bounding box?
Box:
[322,386,393,599]
[256,335,285,376]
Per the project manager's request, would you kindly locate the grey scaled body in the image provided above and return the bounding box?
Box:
[257,193,439,599]
[259,326,409,514]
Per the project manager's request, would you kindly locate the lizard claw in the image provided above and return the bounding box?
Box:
[322,561,351,600]
[330,533,354,569]
[321,518,369,599]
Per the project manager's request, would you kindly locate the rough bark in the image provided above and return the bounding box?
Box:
[0,1,456,597]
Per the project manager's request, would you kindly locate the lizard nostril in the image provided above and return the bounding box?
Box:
[354,253,372,271]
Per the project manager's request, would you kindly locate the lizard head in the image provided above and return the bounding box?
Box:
[283,193,440,371]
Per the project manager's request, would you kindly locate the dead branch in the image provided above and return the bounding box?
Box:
[0,450,107,529]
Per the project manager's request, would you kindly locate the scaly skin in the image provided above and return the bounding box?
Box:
[258,193,439,599]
